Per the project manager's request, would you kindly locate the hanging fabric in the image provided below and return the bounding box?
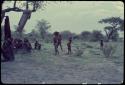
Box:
[4,16,11,40]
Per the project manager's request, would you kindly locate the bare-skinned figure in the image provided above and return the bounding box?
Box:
[100,39,104,49]
[58,34,63,51]
[67,36,72,54]
[34,40,41,50]
[53,32,59,55]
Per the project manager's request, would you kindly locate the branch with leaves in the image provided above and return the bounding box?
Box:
[99,17,124,41]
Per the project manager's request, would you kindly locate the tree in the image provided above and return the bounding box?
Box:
[35,19,51,39]
[12,25,26,38]
[91,30,104,41]
[26,29,40,41]
[60,31,72,39]
[1,1,46,33]
[80,31,92,41]
[99,17,124,41]
[110,30,119,41]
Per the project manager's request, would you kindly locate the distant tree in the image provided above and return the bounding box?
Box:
[60,31,72,39]
[73,35,80,40]
[99,17,124,41]
[12,25,26,38]
[110,30,119,41]
[26,29,39,41]
[91,30,104,41]
[80,31,92,41]
[72,33,79,40]
[35,19,51,39]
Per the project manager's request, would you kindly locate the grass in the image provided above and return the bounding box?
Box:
[1,41,124,84]
[101,43,117,58]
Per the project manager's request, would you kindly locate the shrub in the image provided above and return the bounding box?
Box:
[102,43,117,57]
[74,47,84,57]
[85,45,93,48]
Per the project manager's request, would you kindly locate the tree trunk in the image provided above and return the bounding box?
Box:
[17,10,31,33]
[106,27,117,42]
[1,1,5,24]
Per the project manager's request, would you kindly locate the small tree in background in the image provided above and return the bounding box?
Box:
[80,31,92,41]
[60,31,72,39]
[35,19,51,40]
[91,30,104,41]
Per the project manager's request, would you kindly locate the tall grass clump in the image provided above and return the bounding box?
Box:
[74,47,84,57]
[101,43,117,58]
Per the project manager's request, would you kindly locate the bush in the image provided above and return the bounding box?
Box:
[74,47,84,57]
[101,43,117,57]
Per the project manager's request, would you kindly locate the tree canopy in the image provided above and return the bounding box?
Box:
[99,17,124,41]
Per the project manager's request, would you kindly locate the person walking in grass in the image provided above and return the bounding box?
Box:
[53,32,59,55]
[100,39,104,49]
[67,36,72,54]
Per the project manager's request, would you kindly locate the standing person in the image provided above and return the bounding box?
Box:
[34,40,38,49]
[34,40,41,50]
[100,39,104,49]
[58,34,63,51]
[67,36,72,54]
[53,32,59,55]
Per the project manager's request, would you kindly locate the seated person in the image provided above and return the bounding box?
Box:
[34,40,41,50]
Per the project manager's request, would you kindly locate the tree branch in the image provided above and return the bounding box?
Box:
[26,1,29,10]
[104,29,109,38]
[13,0,16,8]
[2,6,36,13]
[2,7,24,12]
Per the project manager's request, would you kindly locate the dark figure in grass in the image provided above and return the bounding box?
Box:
[67,36,72,54]
[34,40,41,50]
[100,39,104,49]
[53,32,59,55]
[1,38,15,62]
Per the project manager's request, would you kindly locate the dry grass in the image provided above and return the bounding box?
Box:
[101,43,117,58]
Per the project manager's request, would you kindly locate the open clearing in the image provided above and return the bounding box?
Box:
[1,41,124,84]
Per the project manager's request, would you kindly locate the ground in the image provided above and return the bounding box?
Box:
[1,41,124,84]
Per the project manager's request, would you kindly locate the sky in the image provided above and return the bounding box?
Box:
[2,1,124,37]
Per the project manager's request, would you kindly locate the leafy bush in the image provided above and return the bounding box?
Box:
[74,47,84,57]
[102,43,117,57]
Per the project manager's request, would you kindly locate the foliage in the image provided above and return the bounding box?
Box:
[99,17,124,41]
[35,19,51,39]
[91,30,104,41]
[74,47,84,57]
[102,43,117,57]
[80,31,92,41]
[60,31,72,39]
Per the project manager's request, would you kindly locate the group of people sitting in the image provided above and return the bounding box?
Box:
[13,38,32,52]
[1,37,41,62]
[1,31,73,62]
[53,31,72,55]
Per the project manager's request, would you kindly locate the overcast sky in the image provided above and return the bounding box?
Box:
[2,1,124,37]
